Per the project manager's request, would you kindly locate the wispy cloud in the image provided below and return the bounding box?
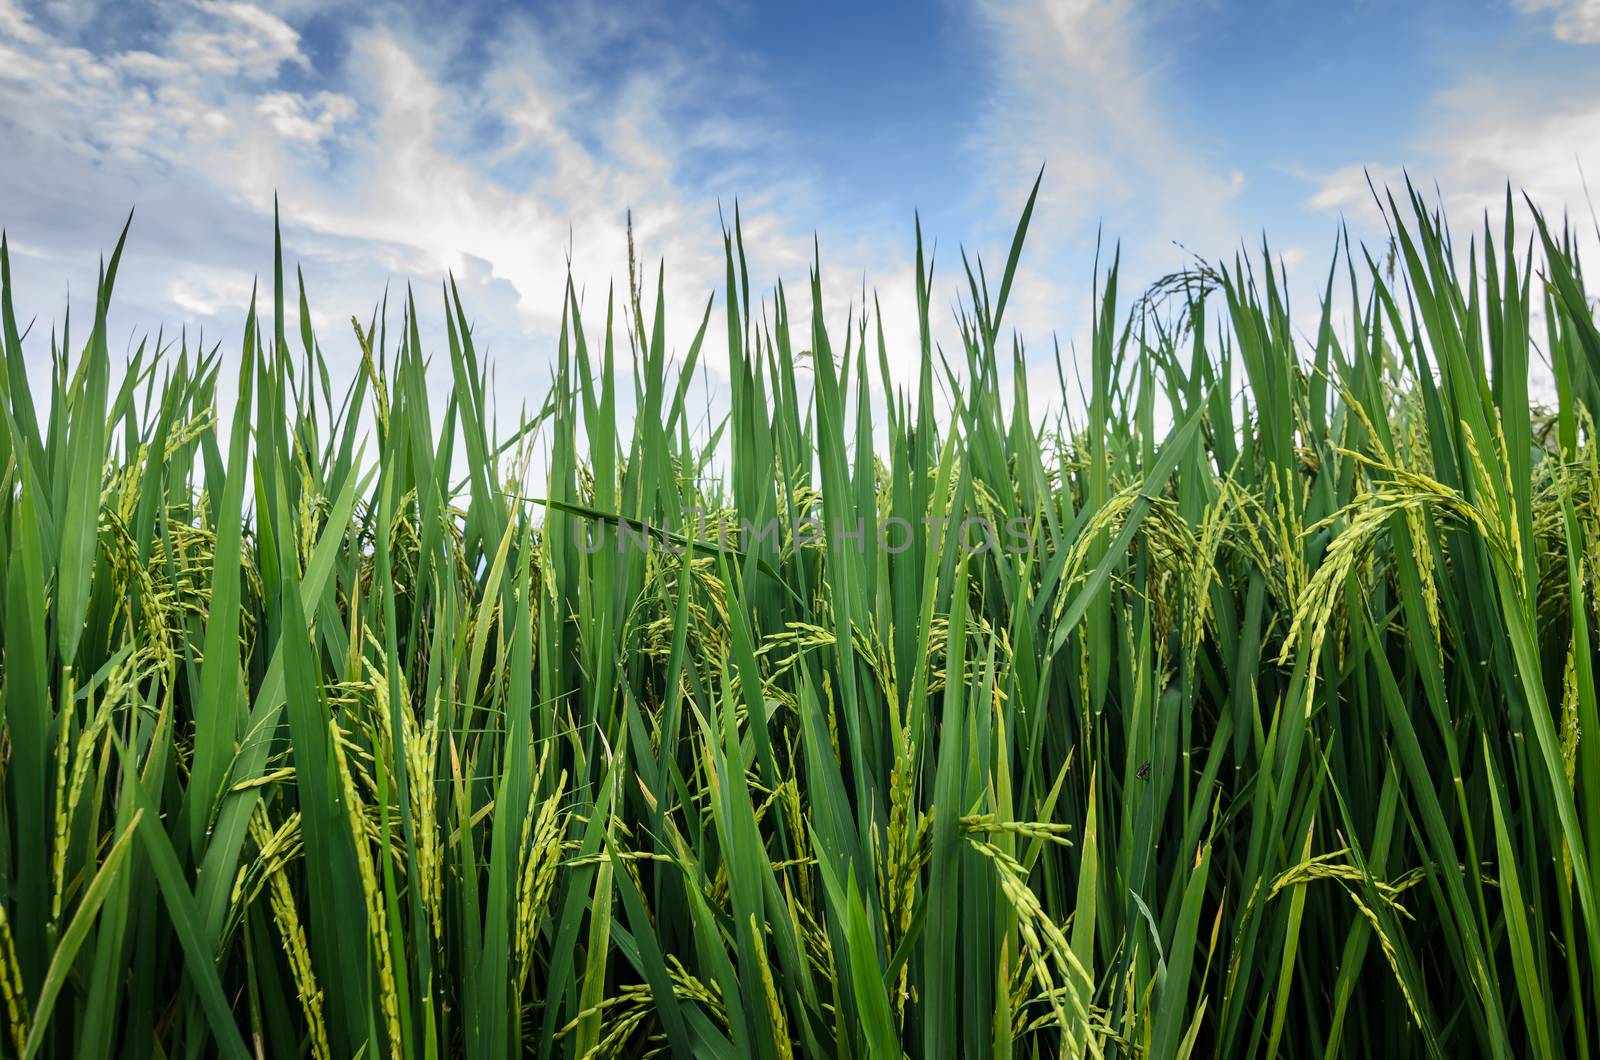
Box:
[12,0,1587,431]
[1305,57,1600,402]
[0,0,924,413]
[1515,0,1600,44]
[972,0,1246,253]
[1306,75,1600,232]
[967,0,1249,407]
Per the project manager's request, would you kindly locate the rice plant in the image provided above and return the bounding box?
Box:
[1,178,1598,1058]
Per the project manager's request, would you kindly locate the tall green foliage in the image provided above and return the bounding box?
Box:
[0,182,1598,1058]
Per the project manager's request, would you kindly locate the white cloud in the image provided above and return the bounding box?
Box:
[0,0,936,435]
[1305,72,1600,405]
[1305,163,1407,218]
[1306,79,1600,230]
[966,0,1252,414]
[0,0,312,160]
[169,266,259,318]
[256,90,355,143]
[973,0,1247,253]
[1515,0,1600,44]
[171,1,306,78]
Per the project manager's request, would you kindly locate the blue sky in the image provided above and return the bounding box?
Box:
[2,0,1598,412]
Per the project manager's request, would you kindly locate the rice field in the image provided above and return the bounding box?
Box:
[0,179,1597,1059]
